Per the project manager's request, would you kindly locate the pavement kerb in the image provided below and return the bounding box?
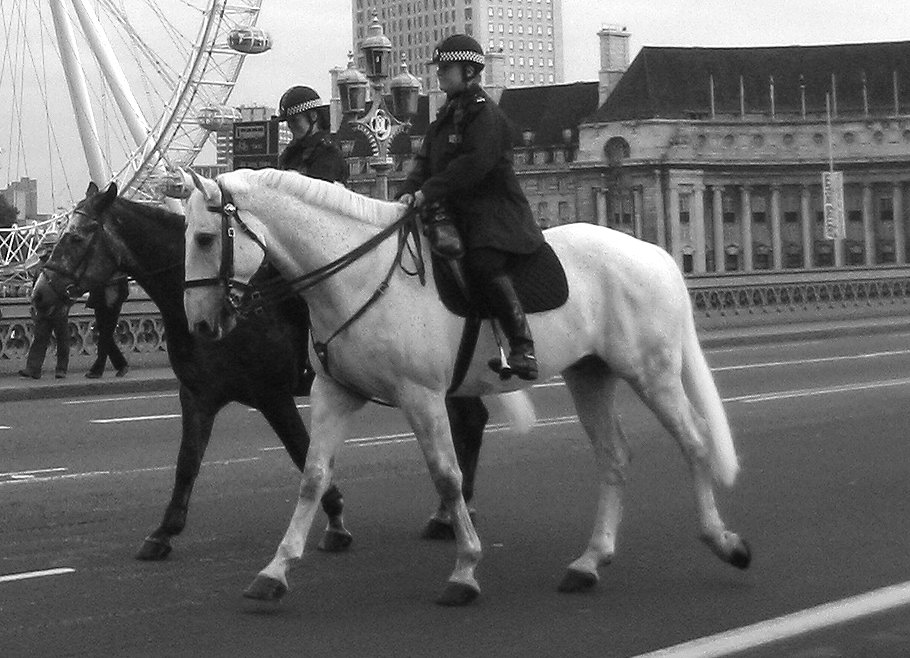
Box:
[2,318,910,402]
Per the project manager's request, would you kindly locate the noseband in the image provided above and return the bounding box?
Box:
[41,208,110,303]
[183,186,268,313]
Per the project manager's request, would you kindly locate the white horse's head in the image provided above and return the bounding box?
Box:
[183,170,267,340]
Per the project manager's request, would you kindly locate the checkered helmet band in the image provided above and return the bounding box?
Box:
[286,98,324,116]
[433,49,485,66]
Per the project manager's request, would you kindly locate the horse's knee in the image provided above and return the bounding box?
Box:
[300,464,330,500]
[429,462,463,501]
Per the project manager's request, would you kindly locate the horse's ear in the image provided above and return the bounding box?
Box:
[187,169,221,207]
[98,181,118,209]
[86,181,99,196]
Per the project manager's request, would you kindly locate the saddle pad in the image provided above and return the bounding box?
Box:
[432,242,569,318]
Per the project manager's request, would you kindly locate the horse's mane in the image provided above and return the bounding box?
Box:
[221,168,401,225]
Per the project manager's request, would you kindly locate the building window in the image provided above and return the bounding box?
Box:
[558,201,571,224]
[848,209,863,223]
[784,210,799,223]
[752,195,766,223]
[679,193,691,224]
[880,196,894,221]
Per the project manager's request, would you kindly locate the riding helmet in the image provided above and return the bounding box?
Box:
[430,34,485,71]
[277,86,327,121]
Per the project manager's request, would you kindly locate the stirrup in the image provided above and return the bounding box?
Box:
[508,353,538,381]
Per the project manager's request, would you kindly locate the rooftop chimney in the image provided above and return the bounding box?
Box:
[483,48,507,103]
[598,25,631,107]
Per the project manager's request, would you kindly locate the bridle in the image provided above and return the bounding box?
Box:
[41,208,116,304]
[187,182,426,381]
[183,187,269,315]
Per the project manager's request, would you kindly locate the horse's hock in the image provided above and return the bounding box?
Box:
[0,290,169,374]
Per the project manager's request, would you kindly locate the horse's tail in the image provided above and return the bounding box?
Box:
[681,312,739,487]
[497,390,537,435]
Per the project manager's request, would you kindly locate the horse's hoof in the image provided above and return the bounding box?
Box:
[436,581,480,606]
[243,575,288,601]
[557,568,598,593]
[421,518,456,541]
[317,528,353,552]
[729,537,752,570]
[135,536,172,561]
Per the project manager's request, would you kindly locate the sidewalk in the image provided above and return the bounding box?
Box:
[1,316,909,402]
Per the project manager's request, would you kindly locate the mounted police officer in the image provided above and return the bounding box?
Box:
[276,85,348,184]
[397,34,544,380]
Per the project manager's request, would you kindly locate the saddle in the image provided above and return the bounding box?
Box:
[431,242,569,318]
[431,242,569,392]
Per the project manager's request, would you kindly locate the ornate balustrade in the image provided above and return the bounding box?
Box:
[688,266,910,330]
[0,267,908,374]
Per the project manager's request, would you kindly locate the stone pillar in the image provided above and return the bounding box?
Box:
[692,183,706,273]
[633,186,644,239]
[668,183,683,268]
[894,181,906,265]
[740,185,753,272]
[863,182,875,265]
[800,184,813,268]
[712,185,725,273]
[594,187,608,226]
[770,184,783,270]
[654,169,666,249]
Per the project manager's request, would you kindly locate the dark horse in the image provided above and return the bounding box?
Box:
[32,182,487,560]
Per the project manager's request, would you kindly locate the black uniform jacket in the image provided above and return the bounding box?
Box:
[277,130,348,184]
[398,86,544,254]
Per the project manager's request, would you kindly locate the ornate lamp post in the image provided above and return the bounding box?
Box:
[335,12,421,200]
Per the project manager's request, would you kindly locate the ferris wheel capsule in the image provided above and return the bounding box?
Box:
[197,105,242,131]
[228,27,272,54]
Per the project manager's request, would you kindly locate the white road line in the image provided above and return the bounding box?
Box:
[723,377,910,404]
[634,580,910,658]
[0,568,75,584]
[711,349,910,372]
[0,467,67,480]
[0,458,260,487]
[65,393,178,405]
[90,413,181,424]
[0,425,11,430]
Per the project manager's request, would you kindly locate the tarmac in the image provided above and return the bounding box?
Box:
[1,315,909,403]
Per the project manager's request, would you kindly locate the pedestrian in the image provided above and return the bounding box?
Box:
[396,34,545,380]
[20,250,71,379]
[274,84,348,394]
[85,275,130,378]
[276,85,348,184]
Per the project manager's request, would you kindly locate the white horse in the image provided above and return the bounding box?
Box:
[182,168,750,606]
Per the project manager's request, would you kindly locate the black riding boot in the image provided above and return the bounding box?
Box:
[489,275,538,381]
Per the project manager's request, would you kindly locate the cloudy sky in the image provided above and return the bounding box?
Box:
[231,0,910,106]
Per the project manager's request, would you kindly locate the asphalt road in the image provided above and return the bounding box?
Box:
[3,331,910,657]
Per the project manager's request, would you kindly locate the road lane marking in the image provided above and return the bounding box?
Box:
[65,393,178,405]
[0,458,260,486]
[711,349,910,372]
[634,580,910,657]
[0,568,75,584]
[90,413,181,424]
[724,377,910,404]
[0,467,67,482]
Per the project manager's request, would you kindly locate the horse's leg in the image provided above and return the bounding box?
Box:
[256,394,352,552]
[558,358,627,592]
[136,384,217,560]
[401,390,482,606]
[633,371,751,570]
[244,376,365,602]
[422,396,488,540]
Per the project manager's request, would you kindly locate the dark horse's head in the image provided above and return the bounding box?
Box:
[32,181,124,316]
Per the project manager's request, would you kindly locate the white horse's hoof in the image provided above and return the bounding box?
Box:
[557,568,598,593]
[243,574,288,601]
[436,581,480,606]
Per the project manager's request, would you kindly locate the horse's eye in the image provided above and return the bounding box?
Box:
[196,233,216,249]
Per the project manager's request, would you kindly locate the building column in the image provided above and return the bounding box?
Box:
[894,181,906,265]
[633,186,644,239]
[770,184,783,270]
[712,185,725,273]
[692,183,706,273]
[862,182,875,265]
[594,187,608,227]
[668,183,683,268]
[654,169,666,249]
[740,185,753,272]
[800,184,813,268]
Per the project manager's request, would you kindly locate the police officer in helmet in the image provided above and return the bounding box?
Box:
[276,85,347,184]
[398,34,544,380]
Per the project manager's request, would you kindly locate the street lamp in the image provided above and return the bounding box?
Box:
[335,12,421,200]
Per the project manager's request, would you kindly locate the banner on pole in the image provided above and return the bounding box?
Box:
[822,171,845,240]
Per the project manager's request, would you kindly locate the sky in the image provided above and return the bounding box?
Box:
[230,0,910,107]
